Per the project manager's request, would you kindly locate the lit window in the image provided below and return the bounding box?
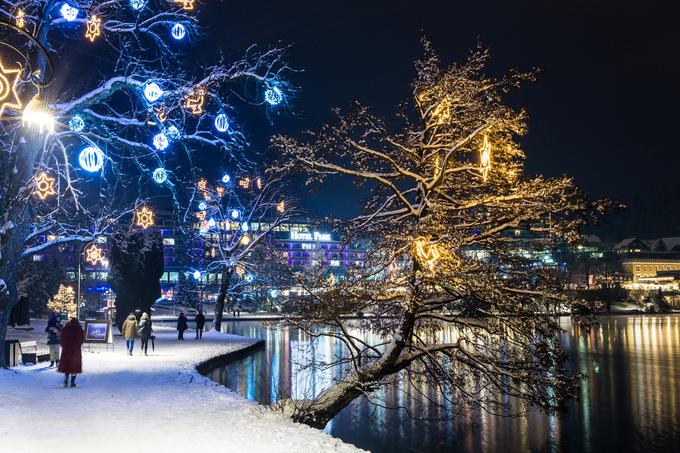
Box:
[163,238,175,246]
[32,254,45,262]
[302,243,314,250]
[330,260,340,267]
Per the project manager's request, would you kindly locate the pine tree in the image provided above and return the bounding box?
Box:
[47,284,76,319]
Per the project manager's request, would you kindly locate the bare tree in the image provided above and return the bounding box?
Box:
[271,41,615,427]
[0,0,289,365]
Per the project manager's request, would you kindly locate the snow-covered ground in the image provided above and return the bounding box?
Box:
[1,321,364,453]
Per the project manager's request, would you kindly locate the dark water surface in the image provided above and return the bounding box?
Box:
[205,316,680,453]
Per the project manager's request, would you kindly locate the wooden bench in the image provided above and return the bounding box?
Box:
[19,341,50,364]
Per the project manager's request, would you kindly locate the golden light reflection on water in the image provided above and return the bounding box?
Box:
[209,316,680,453]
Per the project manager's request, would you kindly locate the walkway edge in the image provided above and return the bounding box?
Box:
[195,338,265,375]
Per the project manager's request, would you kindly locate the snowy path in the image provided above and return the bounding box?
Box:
[1,324,363,453]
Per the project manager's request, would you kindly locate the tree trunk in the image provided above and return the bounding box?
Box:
[213,267,233,331]
[292,379,365,428]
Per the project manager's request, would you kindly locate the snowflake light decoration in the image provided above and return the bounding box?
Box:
[84,244,105,266]
[171,23,186,40]
[183,87,205,115]
[59,3,79,21]
[34,172,56,200]
[143,82,164,103]
[129,0,145,10]
[79,146,104,172]
[153,133,169,151]
[135,206,154,229]
[166,125,180,141]
[69,115,85,132]
[264,86,283,105]
[0,58,22,117]
[152,167,167,184]
[85,14,101,42]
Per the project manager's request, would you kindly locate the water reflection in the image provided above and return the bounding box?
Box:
[205,316,680,453]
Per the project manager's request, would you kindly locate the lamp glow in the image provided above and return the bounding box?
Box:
[22,95,55,134]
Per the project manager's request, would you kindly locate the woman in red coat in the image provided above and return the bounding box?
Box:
[58,318,84,388]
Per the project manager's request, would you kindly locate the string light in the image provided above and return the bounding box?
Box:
[85,14,101,42]
[230,209,240,220]
[171,23,186,40]
[198,201,207,211]
[153,133,169,151]
[197,179,207,191]
[34,172,56,200]
[276,201,285,213]
[143,82,164,103]
[221,174,231,184]
[16,9,25,28]
[255,177,263,190]
[214,113,229,132]
[216,186,224,197]
[84,244,105,266]
[59,3,79,21]
[240,234,251,245]
[135,206,154,229]
[192,270,201,280]
[183,87,205,115]
[0,58,22,117]
[22,95,54,133]
[166,125,180,141]
[264,86,283,105]
[79,145,104,172]
[241,222,249,232]
[480,134,491,182]
[414,238,440,273]
[69,115,85,132]
[152,167,167,184]
[153,104,167,123]
[238,177,250,189]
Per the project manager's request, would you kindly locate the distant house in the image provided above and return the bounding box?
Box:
[615,236,680,290]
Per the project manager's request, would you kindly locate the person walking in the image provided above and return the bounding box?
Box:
[45,313,63,367]
[177,312,188,340]
[58,318,84,388]
[195,311,206,339]
[138,312,153,356]
[122,313,138,356]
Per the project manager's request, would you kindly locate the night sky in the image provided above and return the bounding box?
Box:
[202,0,679,241]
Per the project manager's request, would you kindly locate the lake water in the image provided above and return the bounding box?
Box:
[206,316,680,452]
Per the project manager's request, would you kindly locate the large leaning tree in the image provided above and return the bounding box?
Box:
[271,42,614,428]
[0,0,290,366]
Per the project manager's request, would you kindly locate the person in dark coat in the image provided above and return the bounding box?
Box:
[177,312,188,340]
[58,318,84,388]
[138,312,153,355]
[45,313,63,367]
[194,311,206,339]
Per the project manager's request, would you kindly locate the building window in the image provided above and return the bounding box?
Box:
[302,243,314,250]
[163,238,175,246]
[330,260,340,267]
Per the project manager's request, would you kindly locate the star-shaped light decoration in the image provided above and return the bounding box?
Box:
[34,172,56,200]
[183,87,205,115]
[173,0,195,10]
[0,57,22,117]
[135,206,154,229]
[85,14,102,42]
[84,244,105,266]
[197,178,207,191]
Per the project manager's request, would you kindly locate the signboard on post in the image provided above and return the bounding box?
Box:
[83,320,112,344]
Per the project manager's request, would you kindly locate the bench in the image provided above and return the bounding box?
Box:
[19,341,50,365]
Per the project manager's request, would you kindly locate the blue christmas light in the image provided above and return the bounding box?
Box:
[192,270,201,280]
[68,115,85,132]
[143,82,163,103]
[230,209,240,220]
[166,125,180,141]
[207,217,216,228]
[221,174,231,184]
[129,0,145,10]
[153,133,169,151]
[245,274,254,283]
[171,23,186,40]
[78,146,104,172]
[198,201,207,211]
[214,113,229,133]
[59,3,79,21]
[269,289,279,298]
[241,222,249,232]
[152,167,167,184]
[264,86,283,106]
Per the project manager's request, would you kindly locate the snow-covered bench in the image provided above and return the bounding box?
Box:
[19,341,49,364]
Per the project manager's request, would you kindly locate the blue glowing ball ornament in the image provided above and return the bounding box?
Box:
[269,289,279,298]
[153,133,169,151]
[207,217,216,228]
[192,270,201,280]
[214,113,229,133]
[230,209,240,220]
[143,82,163,103]
[221,174,231,184]
[166,125,181,141]
[241,222,249,232]
[152,167,167,184]
[59,3,79,21]
[198,201,207,211]
[171,23,186,40]
[129,0,145,10]
[79,146,104,172]
[264,86,283,106]
[245,274,254,283]
[69,115,85,132]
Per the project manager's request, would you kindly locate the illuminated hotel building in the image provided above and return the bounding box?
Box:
[615,237,680,290]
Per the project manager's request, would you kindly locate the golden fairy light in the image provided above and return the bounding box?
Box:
[0,57,22,117]
[174,0,195,10]
[85,14,101,42]
[154,104,167,123]
[414,238,440,273]
[480,134,492,182]
[183,87,205,115]
[197,178,207,191]
[256,177,263,190]
[238,177,250,189]
[240,234,251,245]
[276,200,285,213]
[216,186,224,197]
[16,10,25,28]
[34,171,56,200]
[84,244,105,266]
[135,206,154,229]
